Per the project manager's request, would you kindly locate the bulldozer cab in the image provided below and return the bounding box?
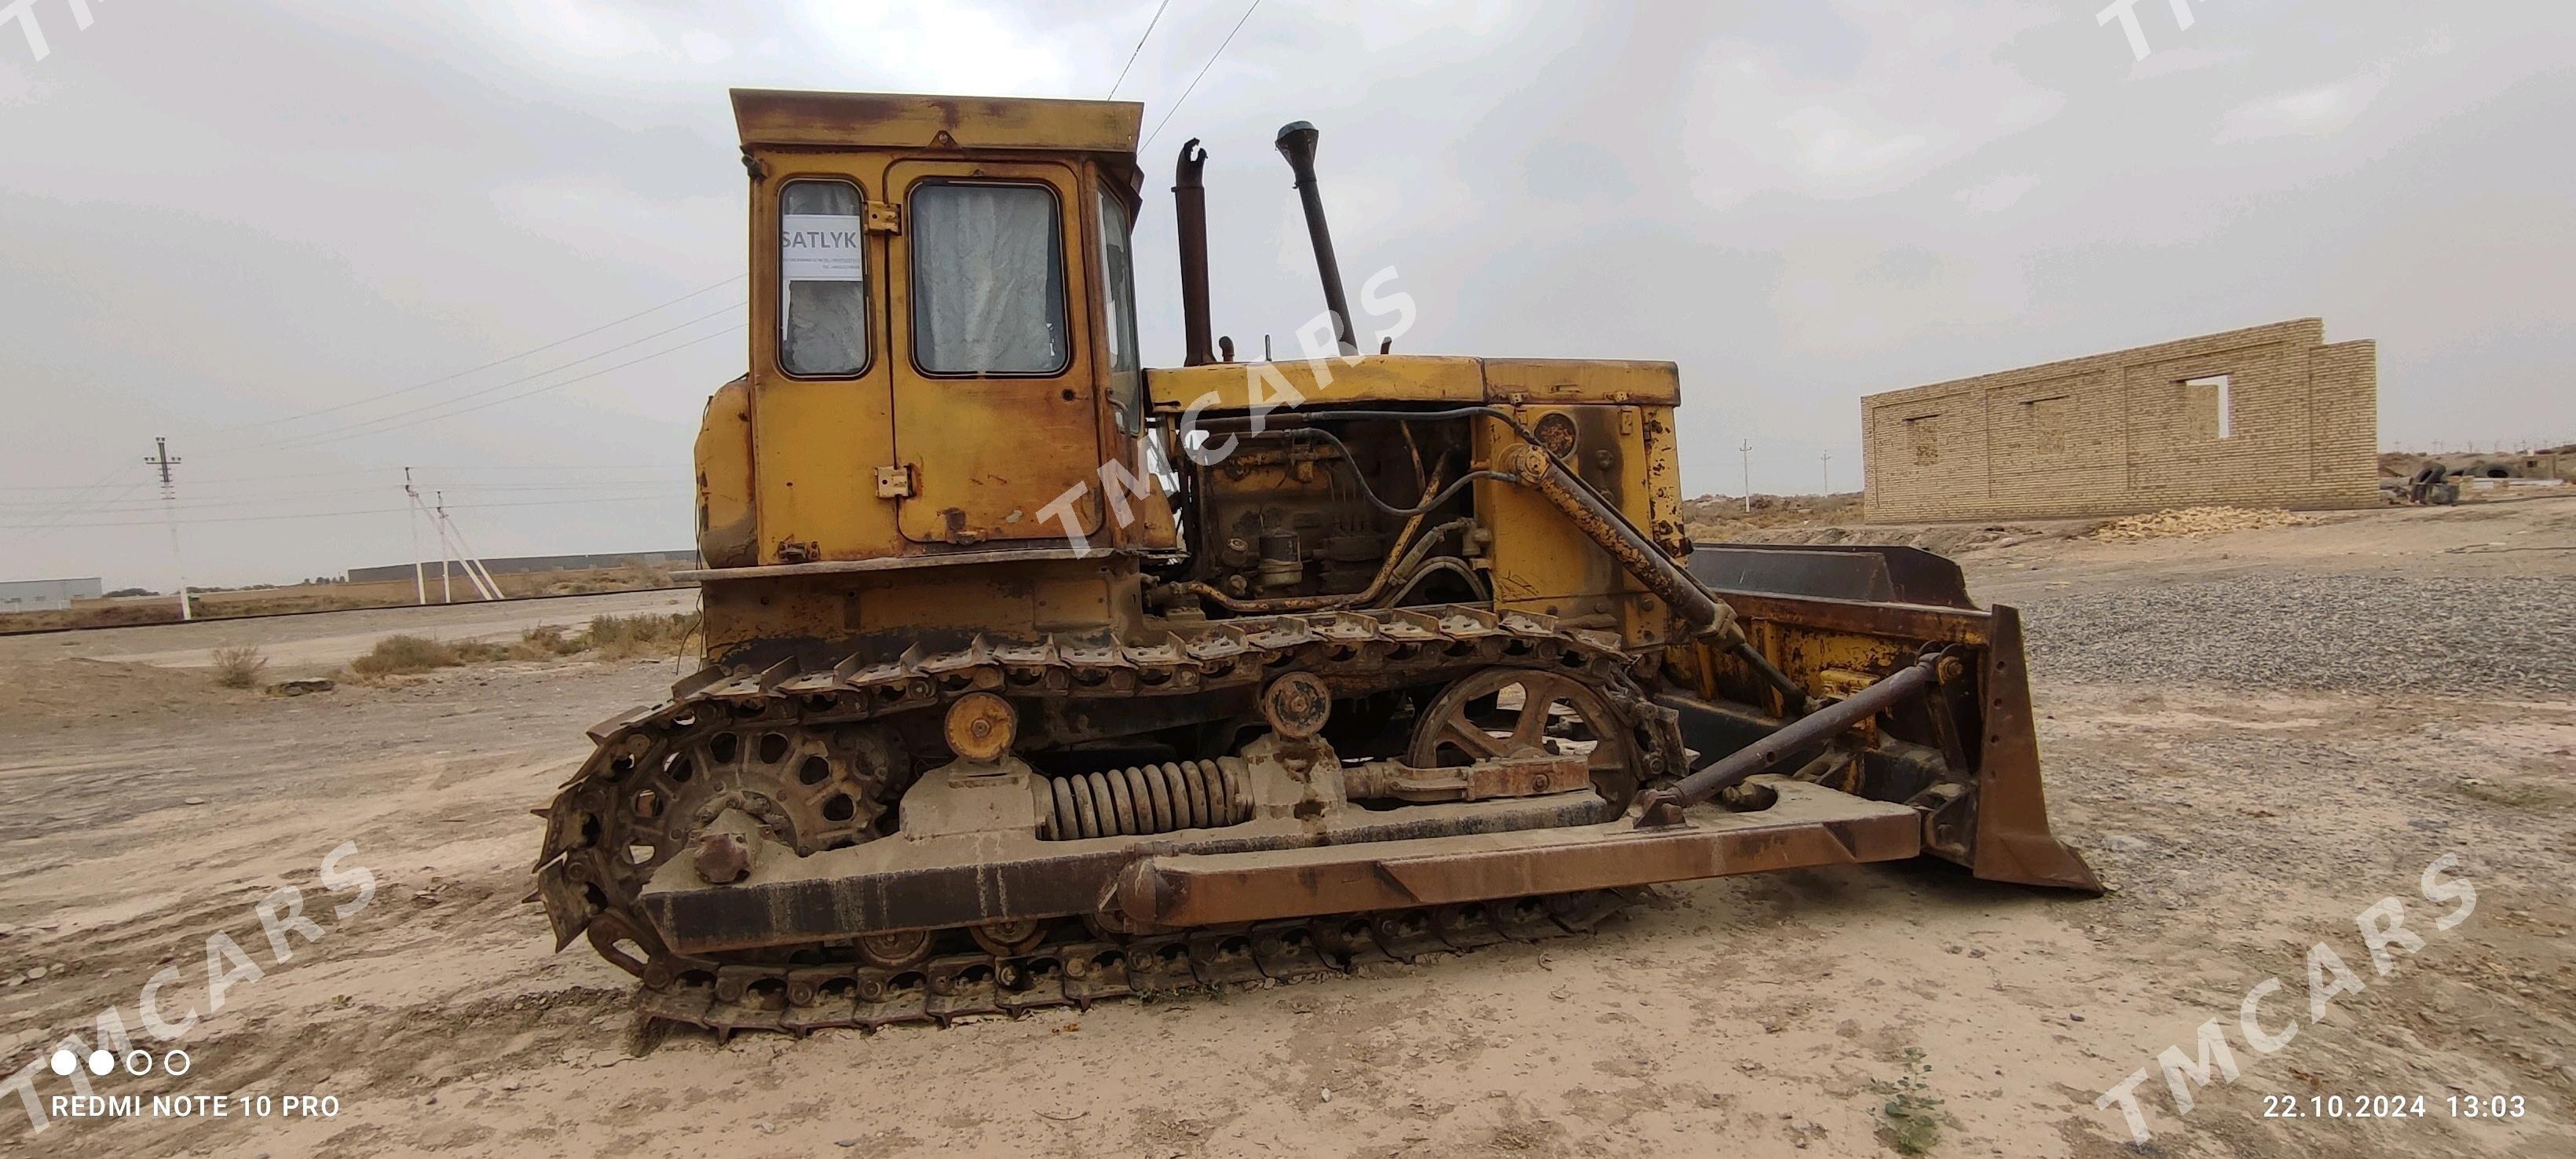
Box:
[734,90,1146,557]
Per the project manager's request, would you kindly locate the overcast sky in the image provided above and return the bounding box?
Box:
[2,1,2567,588]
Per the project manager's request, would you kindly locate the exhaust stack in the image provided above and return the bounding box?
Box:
[1173,140,1215,367]
[1274,121,1357,356]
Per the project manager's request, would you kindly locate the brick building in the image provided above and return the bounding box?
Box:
[1861,320,2379,521]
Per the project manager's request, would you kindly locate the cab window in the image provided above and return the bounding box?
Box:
[1097,188,1142,433]
[910,182,1069,375]
[778,180,870,377]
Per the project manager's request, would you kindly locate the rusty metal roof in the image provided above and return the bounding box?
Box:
[731,89,1143,153]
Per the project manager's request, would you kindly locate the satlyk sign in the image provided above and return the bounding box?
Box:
[782,216,865,282]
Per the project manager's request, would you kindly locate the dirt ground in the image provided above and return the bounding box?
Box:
[0,587,693,676]
[0,500,2568,1158]
[0,565,686,634]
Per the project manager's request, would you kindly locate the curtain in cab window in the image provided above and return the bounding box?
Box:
[781,181,869,376]
[912,184,1067,375]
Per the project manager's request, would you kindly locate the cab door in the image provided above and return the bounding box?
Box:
[886,159,1105,544]
[752,162,900,563]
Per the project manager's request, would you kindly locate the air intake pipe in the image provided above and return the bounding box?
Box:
[1173,140,1215,367]
[1274,121,1358,356]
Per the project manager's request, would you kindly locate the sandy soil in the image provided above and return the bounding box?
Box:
[0,503,2568,1158]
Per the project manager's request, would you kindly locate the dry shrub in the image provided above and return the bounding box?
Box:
[448,640,511,664]
[349,634,461,676]
[584,612,701,659]
[210,645,269,689]
[508,624,587,660]
[343,616,700,679]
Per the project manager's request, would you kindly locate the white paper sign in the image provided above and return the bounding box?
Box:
[782,214,865,281]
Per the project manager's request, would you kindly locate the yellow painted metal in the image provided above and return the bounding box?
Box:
[697,557,1133,660]
[1474,401,1682,649]
[705,88,1678,651]
[1131,471,1182,550]
[881,158,1103,545]
[694,377,757,569]
[733,90,1142,153]
[1146,356,1678,413]
[724,97,1153,563]
[1482,359,1681,406]
[1146,355,1487,413]
[741,150,898,565]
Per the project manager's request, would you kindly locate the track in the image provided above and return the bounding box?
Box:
[532,605,1685,1034]
[628,889,1644,1036]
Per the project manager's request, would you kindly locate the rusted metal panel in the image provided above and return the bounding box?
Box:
[1480,359,1681,406]
[696,377,757,569]
[1492,441,1725,634]
[733,89,1143,152]
[637,794,1612,955]
[882,158,1105,546]
[1117,783,1921,927]
[1638,660,1940,824]
[676,545,1109,583]
[1341,753,1590,803]
[1719,590,1996,646]
[1967,605,2104,892]
[1687,544,1976,609]
[1144,355,1489,412]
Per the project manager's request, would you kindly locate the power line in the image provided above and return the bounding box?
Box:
[0,464,148,543]
[250,322,745,455]
[234,305,745,454]
[215,274,744,435]
[1106,0,1173,98]
[1141,0,1264,152]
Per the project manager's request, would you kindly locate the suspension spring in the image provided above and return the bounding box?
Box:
[1040,758,1253,839]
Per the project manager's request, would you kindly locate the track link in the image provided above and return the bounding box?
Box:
[534,605,1685,1035]
[627,890,1639,1036]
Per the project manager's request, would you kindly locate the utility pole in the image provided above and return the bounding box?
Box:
[432,500,501,601]
[434,491,454,602]
[142,437,192,621]
[1738,440,1753,512]
[403,468,426,605]
[1820,449,1832,495]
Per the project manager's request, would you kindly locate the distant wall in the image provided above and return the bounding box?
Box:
[0,576,104,612]
[2420,450,2573,482]
[1861,320,2380,522]
[344,550,701,585]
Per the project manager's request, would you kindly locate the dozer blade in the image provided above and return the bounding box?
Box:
[1964,606,2102,892]
[1682,542,2101,895]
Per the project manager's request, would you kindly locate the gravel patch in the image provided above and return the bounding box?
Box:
[2016,574,2576,693]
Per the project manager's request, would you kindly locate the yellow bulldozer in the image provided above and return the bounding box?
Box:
[534,90,2099,1033]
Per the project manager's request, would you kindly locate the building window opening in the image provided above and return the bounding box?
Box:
[1905,414,1941,466]
[2184,375,2233,440]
